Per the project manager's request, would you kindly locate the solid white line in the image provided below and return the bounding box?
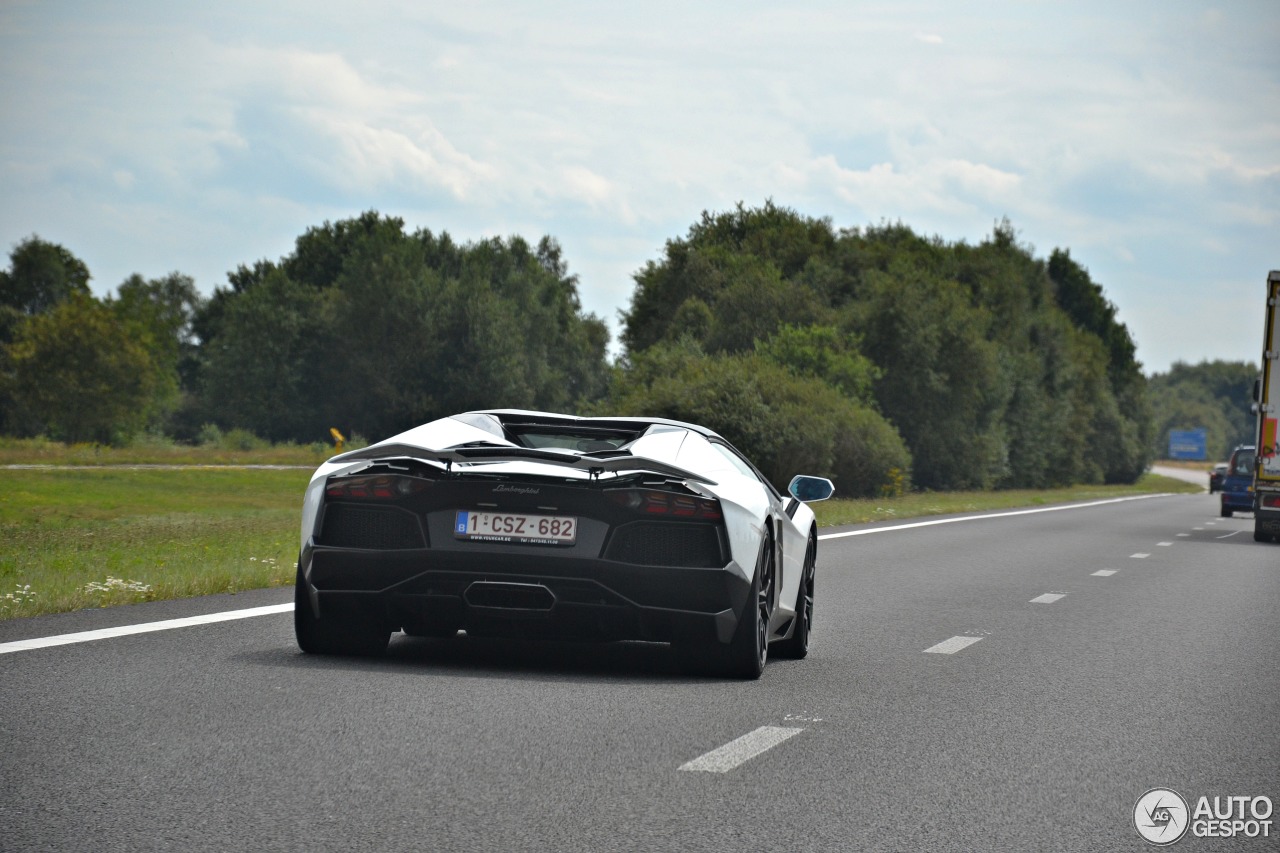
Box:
[817,493,1174,541]
[1092,570,1117,577]
[0,603,294,655]
[679,726,804,773]
[923,635,984,655]
[1030,593,1065,604]
[1130,553,1150,559]
[1217,531,1242,540]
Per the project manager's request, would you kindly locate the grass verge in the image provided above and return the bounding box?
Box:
[811,472,1202,528]
[0,468,1202,621]
[0,467,309,621]
[0,435,340,467]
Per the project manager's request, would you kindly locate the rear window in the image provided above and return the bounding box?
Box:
[518,432,630,452]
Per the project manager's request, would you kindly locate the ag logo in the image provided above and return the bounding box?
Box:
[1135,788,1190,845]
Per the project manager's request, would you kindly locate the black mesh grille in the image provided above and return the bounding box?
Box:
[320,504,424,549]
[604,522,723,568]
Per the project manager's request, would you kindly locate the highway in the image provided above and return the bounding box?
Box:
[1,491,1276,852]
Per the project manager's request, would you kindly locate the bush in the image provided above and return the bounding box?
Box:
[220,428,268,452]
[606,343,911,496]
[197,423,224,447]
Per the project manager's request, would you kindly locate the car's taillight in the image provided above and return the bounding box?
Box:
[605,489,722,520]
[1262,495,1280,509]
[325,474,429,500]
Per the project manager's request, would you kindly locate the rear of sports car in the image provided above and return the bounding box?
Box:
[296,454,753,654]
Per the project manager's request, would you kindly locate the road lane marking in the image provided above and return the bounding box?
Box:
[1157,541,1173,546]
[679,726,804,773]
[1176,533,1190,537]
[923,635,984,654]
[1130,553,1150,559]
[1030,593,1066,604]
[817,494,1174,541]
[0,603,294,655]
[1217,531,1243,539]
[1193,527,1205,531]
[1092,570,1117,577]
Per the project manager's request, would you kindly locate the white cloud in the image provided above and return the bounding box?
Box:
[0,0,1276,372]
[807,156,1022,219]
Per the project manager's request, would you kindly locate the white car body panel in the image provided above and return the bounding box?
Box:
[299,409,832,655]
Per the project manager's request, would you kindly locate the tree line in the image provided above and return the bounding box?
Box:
[1148,360,1258,461]
[1,204,1157,495]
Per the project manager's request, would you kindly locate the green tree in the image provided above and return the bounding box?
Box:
[199,269,336,442]
[5,293,160,442]
[196,212,610,443]
[850,264,1007,491]
[0,236,91,320]
[621,202,835,354]
[602,341,910,496]
[756,323,879,404]
[111,272,205,429]
[618,206,1153,490]
[1148,360,1257,459]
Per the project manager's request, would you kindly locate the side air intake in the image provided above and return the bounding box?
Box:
[604,522,724,568]
[319,505,425,549]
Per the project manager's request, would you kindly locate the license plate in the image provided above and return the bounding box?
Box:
[454,511,577,545]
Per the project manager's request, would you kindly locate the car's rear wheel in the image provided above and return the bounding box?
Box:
[774,533,815,660]
[294,561,390,656]
[715,533,773,679]
[1221,504,1233,518]
[1254,521,1274,543]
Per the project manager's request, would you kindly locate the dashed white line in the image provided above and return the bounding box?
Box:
[1157,541,1173,547]
[1176,533,1190,537]
[0,603,294,655]
[1030,593,1066,604]
[1130,553,1150,559]
[679,726,804,773]
[1092,570,1117,577]
[923,635,984,654]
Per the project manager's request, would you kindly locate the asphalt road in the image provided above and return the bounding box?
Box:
[2,492,1277,852]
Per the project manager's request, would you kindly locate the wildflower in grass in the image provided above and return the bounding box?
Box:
[81,577,153,595]
[1,584,37,609]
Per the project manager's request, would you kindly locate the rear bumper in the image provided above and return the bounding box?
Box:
[1222,491,1254,511]
[300,542,751,644]
[1253,501,1280,533]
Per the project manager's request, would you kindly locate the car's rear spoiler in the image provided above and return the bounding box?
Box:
[329,442,718,485]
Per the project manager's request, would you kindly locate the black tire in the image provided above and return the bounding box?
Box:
[1221,505,1233,518]
[773,533,815,660]
[712,534,773,679]
[1254,522,1274,543]
[294,561,390,656]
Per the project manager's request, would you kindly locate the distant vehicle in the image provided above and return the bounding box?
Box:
[1252,270,1280,542]
[294,409,835,678]
[1220,445,1255,517]
[1209,463,1228,493]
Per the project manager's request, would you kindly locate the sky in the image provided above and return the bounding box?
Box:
[1,1,1277,374]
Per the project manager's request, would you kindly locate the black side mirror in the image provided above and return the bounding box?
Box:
[788,475,835,503]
